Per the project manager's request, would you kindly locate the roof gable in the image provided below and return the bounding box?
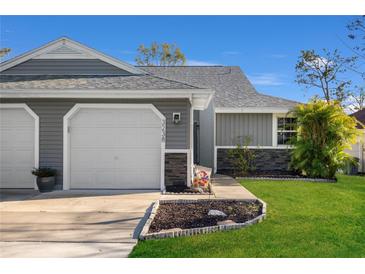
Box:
[0,37,145,75]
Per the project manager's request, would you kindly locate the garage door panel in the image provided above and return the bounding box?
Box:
[1,129,34,147]
[115,171,160,189]
[0,107,36,188]
[0,149,34,167]
[71,149,115,169]
[114,149,161,168]
[71,148,160,169]
[71,127,161,148]
[116,128,161,147]
[0,109,34,125]
[71,170,115,189]
[70,170,159,189]
[71,109,161,127]
[71,127,117,147]
[1,167,34,188]
[69,107,162,189]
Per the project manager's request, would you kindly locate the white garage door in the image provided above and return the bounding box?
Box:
[0,106,37,188]
[69,106,162,189]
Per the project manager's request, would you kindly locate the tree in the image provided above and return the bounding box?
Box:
[347,16,365,82]
[347,16,365,62]
[135,42,186,66]
[0,48,11,57]
[290,100,360,179]
[348,86,365,111]
[295,49,356,103]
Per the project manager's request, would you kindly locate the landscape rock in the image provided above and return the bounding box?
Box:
[160,228,183,233]
[217,219,237,225]
[208,209,227,217]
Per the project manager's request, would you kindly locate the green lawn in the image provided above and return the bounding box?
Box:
[130,175,365,258]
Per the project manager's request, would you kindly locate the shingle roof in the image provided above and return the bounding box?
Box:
[0,74,199,90]
[0,65,299,109]
[139,66,299,108]
[350,109,365,129]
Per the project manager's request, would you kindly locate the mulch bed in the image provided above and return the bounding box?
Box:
[165,185,212,194]
[148,200,262,233]
[165,185,195,192]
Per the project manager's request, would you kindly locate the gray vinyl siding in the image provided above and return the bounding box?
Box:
[197,101,215,168]
[216,113,272,146]
[0,98,190,186]
[1,59,132,75]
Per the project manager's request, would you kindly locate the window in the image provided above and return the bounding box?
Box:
[277,117,297,145]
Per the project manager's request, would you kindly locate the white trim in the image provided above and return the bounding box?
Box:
[214,146,217,174]
[274,113,297,147]
[0,89,214,111]
[165,149,189,153]
[215,107,293,113]
[0,103,39,189]
[213,107,217,173]
[0,37,145,74]
[193,92,215,111]
[62,103,166,191]
[272,113,278,147]
[0,89,212,96]
[188,105,194,187]
[161,143,166,192]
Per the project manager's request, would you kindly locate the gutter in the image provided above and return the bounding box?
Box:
[0,88,215,110]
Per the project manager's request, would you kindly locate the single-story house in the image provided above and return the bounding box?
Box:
[0,37,298,191]
[348,109,365,172]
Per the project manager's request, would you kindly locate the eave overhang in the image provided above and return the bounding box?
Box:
[0,88,215,111]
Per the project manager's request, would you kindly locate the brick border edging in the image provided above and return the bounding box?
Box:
[237,176,337,182]
[139,198,267,240]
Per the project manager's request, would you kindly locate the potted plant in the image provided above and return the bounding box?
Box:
[31,167,57,192]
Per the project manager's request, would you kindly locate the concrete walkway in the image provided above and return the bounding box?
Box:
[0,190,160,258]
[211,175,257,200]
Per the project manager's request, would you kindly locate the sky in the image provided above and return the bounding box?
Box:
[0,16,362,103]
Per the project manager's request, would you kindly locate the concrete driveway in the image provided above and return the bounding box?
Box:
[0,189,160,258]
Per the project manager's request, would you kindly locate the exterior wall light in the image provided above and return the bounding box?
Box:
[173,112,181,124]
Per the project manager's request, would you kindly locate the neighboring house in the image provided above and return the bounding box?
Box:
[0,37,297,191]
[348,109,365,172]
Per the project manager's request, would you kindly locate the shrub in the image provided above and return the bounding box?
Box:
[290,100,359,179]
[228,136,256,177]
[31,167,57,178]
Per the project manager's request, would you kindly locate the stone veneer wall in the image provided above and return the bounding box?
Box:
[165,153,188,186]
[217,148,292,175]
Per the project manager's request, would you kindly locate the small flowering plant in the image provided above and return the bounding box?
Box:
[192,169,210,190]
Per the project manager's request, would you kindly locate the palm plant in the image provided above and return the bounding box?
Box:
[290,100,359,179]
